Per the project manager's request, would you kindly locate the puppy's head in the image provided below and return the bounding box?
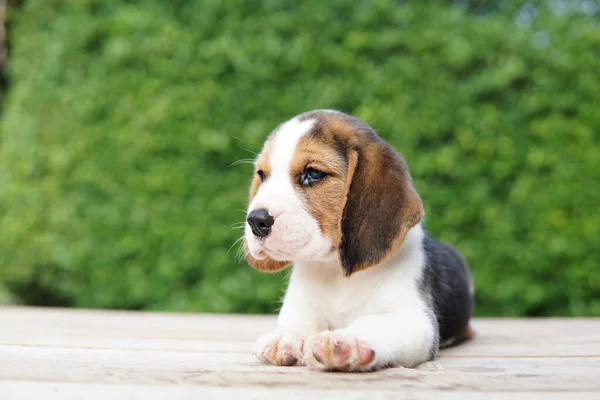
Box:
[244,110,424,276]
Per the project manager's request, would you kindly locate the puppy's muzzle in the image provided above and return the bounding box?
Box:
[247,208,275,238]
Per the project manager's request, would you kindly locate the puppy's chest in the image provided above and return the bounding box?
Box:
[310,279,381,329]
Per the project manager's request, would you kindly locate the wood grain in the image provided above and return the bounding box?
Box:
[0,307,599,399]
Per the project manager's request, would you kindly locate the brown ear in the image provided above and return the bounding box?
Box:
[244,240,290,273]
[339,137,424,276]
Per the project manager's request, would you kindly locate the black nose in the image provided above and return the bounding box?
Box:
[247,208,275,238]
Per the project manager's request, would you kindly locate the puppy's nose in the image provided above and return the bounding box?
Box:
[247,208,275,238]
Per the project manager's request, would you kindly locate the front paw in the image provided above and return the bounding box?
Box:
[304,331,376,372]
[252,330,304,366]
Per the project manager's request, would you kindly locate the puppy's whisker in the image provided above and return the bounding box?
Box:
[230,222,246,230]
[228,236,245,256]
[235,142,258,156]
[229,158,256,168]
[236,243,249,263]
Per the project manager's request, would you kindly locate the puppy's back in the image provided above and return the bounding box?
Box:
[421,236,474,347]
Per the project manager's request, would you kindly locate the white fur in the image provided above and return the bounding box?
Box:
[247,116,435,371]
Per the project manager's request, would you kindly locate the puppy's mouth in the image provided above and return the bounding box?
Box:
[254,236,311,261]
[263,245,289,259]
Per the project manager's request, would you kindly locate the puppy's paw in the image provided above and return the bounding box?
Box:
[304,331,376,372]
[252,330,304,366]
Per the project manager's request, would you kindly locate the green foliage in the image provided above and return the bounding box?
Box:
[0,283,15,305]
[1,0,599,316]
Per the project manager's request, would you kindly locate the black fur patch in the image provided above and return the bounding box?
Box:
[420,234,474,354]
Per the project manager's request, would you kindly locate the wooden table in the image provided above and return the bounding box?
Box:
[0,307,599,399]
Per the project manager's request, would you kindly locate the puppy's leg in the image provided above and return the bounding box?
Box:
[304,309,436,372]
[252,281,327,366]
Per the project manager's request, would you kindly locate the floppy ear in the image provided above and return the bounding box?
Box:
[244,241,290,273]
[339,138,424,276]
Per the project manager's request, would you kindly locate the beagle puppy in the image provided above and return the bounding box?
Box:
[244,110,474,372]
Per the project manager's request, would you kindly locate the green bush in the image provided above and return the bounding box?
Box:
[1,0,598,316]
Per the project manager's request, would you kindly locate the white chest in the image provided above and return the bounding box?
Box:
[293,262,420,330]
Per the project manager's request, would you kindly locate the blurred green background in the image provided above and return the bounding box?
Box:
[0,0,598,316]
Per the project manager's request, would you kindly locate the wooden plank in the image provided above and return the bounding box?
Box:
[1,345,599,391]
[1,307,599,357]
[1,381,599,400]
[0,306,599,398]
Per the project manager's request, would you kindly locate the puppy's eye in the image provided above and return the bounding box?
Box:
[300,167,328,187]
[257,170,266,182]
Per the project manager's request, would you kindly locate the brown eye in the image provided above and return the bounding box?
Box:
[300,167,328,187]
[257,170,266,182]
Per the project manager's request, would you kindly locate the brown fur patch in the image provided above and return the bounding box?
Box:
[291,133,349,248]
